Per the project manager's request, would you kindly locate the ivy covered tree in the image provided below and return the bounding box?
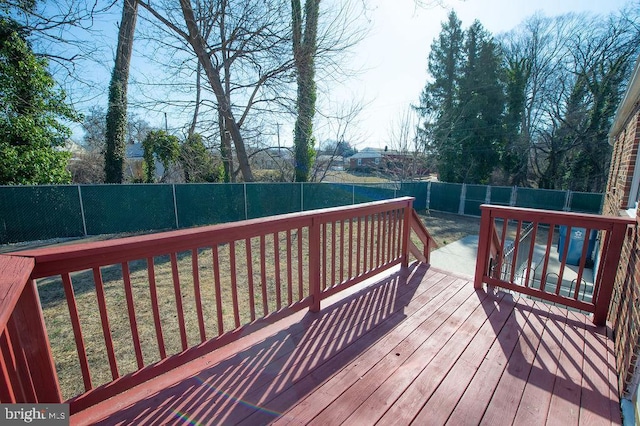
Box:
[0,18,80,185]
[142,130,180,183]
[179,133,221,182]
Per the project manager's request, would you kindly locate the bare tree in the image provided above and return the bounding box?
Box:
[385,107,424,182]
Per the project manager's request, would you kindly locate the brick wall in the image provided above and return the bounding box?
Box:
[605,103,640,397]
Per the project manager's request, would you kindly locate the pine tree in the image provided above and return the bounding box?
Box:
[416,11,464,182]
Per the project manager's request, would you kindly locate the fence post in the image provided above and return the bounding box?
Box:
[426,181,431,210]
[352,184,355,205]
[172,184,179,229]
[309,217,321,312]
[243,183,248,220]
[510,186,517,206]
[485,185,491,204]
[459,184,466,215]
[564,190,572,212]
[78,185,88,236]
[301,182,304,211]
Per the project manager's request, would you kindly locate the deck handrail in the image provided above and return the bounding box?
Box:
[0,197,434,413]
[474,204,633,325]
[408,209,437,264]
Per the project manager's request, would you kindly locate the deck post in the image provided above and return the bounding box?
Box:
[593,222,630,326]
[309,217,321,312]
[401,199,413,268]
[11,279,62,402]
[474,205,493,289]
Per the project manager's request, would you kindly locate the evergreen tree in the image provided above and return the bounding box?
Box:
[0,18,80,185]
[455,21,505,183]
[416,11,464,182]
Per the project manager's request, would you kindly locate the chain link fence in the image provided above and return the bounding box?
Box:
[0,182,603,245]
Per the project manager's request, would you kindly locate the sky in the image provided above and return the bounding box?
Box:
[323,0,633,150]
[60,0,633,150]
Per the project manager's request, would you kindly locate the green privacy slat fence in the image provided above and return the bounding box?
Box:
[515,187,567,211]
[0,182,605,244]
[0,185,84,243]
[429,182,463,213]
[175,183,245,227]
[464,185,488,217]
[303,183,353,210]
[81,184,176,235]
[569,192,604,214]
[489,186,512,206]
[246,183,302,219]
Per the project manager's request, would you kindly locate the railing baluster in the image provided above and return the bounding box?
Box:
[93,268,119,380]
[370,213,376,269]
[121,264,144,369]
[5,319,35,402]
[573,228,592,300]
[363,215,368,273]
[556,226,572,295]
[211,246,224,335]
[340,220,345,284]
[376,212,382,267]
[297,227,304,300]
[260,235,268,316]
[273,233,282,310]
[357,217,362,276]
[348,219,353,280]
[170,253,188,351]
[391,209,397,261]
[190,250,206,342]
[331,221,336,287]
[322,223,328,290]
[539,227,555,293]
[246,238,256,322]
[147,257,166,359]
[523,222,538,288]
[0,331,16,403]
[287,230,293,305]
[61,273,93,390]
[229,242,241,328]
[509,220,523,283]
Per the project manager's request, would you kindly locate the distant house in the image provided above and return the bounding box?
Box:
[348,148,384,170]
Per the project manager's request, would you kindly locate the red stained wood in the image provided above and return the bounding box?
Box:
[146,257,166,359]
[61,273,93,390]
[121,263,145,367]
[190,250,206,343]
[71,265,620,426]
[246,238,256,322]
[92,268,119,380]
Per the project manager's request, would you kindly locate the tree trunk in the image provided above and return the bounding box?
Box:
[292,0,320,182]
[179,0,254,182]
[104,0,138,183]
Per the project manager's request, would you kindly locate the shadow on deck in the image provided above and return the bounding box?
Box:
[74,263,620,425]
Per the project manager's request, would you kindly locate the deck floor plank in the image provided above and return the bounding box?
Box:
[69,264,621,426]
[272,274,468,425]
[512,303,569,425]
[409,291,517,426]
[308,281,481,425]
[546,309,587,426]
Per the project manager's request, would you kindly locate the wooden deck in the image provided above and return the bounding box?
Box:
[72,263,621,425]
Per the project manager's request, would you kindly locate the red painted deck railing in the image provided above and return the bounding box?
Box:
[474,204,633,325]
[0,197,434,414]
